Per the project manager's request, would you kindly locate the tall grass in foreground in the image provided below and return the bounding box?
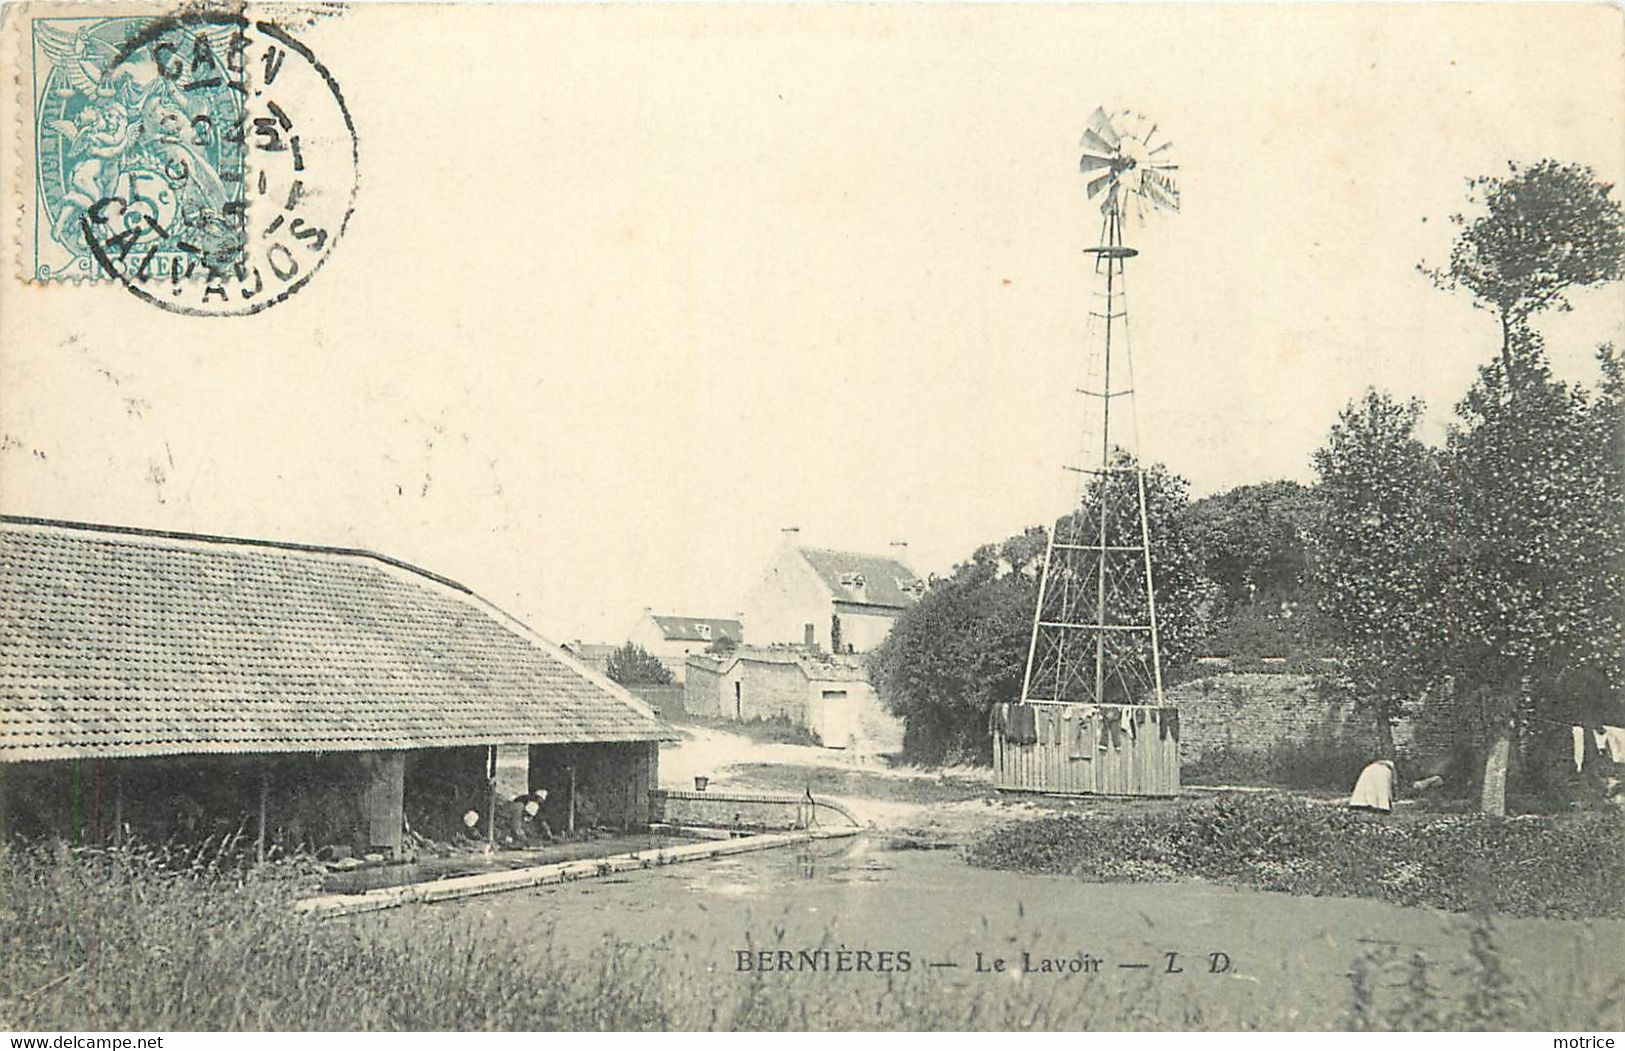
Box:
[0,842,1619,1031]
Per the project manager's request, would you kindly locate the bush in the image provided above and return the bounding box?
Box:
[1184,739,1372,792]
[605,642,675,686]
[966,793,1624,919]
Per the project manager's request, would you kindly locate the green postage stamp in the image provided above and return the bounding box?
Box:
[16,4,358,315]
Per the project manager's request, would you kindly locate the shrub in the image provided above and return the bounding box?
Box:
[966,793,1624,919]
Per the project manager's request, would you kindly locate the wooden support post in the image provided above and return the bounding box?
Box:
[256,762,269,864]
[0,764,9,846]
[112,764,124,847]
[485,746,497,851]
[567,765,576,834]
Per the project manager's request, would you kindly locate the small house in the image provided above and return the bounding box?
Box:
[741,529,924,654]
[626,611,744,683]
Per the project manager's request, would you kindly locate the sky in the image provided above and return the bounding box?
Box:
[3,3,1623,643]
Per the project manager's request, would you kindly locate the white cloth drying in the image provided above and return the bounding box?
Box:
[1600,726,1625,764]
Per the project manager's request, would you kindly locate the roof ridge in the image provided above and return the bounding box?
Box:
[0,514,472,595]
[798,544,914,565]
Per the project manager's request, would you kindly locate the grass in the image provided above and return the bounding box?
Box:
[967,793,1625,920]
[1,839,1620,1030]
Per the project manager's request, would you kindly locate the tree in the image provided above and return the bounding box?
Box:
[1189,480,1321,609]
[1186,480,1329,661]
[1423,160,1625,391]
[1311,390,1450,758]
[1423,160,1625,813]
[1444,340,1625,813]
[868,540,1037,763]
[605,642,675,686]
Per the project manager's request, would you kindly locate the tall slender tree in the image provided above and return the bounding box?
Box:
[1312,390,1449,758]
[1423,161,1625,814]
[1423,160,1625,390]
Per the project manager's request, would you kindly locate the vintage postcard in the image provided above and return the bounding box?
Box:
[0,0,1622,1035]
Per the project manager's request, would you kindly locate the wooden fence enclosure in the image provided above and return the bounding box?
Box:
[992,702,1180,797]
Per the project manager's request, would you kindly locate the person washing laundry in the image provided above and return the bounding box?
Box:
[1348,759,1397,813]
[497,789,553,847]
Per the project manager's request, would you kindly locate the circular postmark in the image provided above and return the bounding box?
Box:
[54,12,358,316]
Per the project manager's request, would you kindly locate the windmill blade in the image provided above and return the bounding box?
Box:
[1141,184,1176,212]
[1086,107,1121,146]
[1080,128,1116,158]
[1085,170,1114,200]
[1149,140,1174,156]
[1141,177,1180,213]
[1079,152,1114,174]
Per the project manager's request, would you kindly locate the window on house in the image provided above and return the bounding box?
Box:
[697,623,712,640]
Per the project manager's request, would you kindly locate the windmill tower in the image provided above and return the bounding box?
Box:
[1018,108,1180,713]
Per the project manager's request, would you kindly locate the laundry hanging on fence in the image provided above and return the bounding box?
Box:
[1070,711,1094,760]
[1098,706,1118,749]
[1006,704,1038,745]
[1164,709,1180,743]
[1574,725,1587,772]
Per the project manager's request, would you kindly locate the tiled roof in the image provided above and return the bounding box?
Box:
[686,647,870,683]
[649,615,742,644]
[0,517,669,763]
[797,548,924,610]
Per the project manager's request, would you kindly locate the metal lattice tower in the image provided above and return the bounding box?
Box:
[1019,108,1179,709]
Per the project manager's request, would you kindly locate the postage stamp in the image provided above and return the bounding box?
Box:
[18,5,358,316]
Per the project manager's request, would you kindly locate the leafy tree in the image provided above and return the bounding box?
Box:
[705,635,738,656]
[605,642,675,686]
[869,541,1037,763]
[1311,390,1450,758]
[1189,480,1321,608]
[1444,339,1625,813]
[1422,160,1625,813]
[1423,160,1625,390]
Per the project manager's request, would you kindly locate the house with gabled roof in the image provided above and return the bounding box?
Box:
[626,610,744,683]
[0,515,671,856]
[741,528,925,655]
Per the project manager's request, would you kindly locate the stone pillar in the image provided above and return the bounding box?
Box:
[360,752,406,856]
[492,744,529,800]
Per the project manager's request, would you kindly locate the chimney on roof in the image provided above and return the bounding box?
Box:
[890,541,908,552]
[781,527,801,545]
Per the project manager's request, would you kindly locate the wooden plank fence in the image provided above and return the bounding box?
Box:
[993,702,1180,797]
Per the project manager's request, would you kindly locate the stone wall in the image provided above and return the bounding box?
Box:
[651,789,808,830]
[624,684,685,720]
[1165,672,1382,764]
